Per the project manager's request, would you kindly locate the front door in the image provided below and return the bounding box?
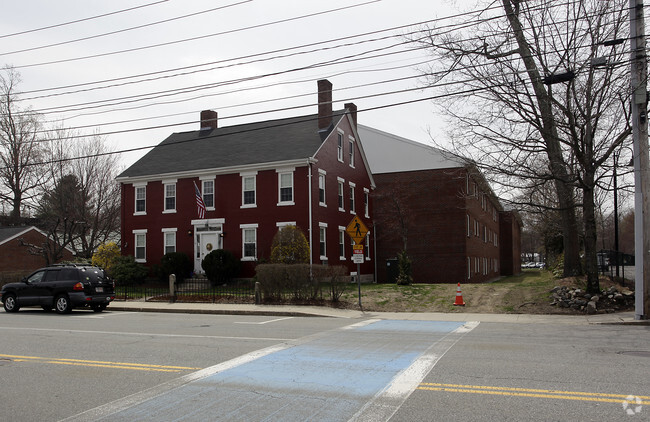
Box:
[195,232,220,274]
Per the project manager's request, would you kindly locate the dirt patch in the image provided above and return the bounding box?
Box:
[336,275,635,315]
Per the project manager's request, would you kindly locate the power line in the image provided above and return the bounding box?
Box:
[0,0,170,39]
[10,0,382,70]
[0,1,253,56]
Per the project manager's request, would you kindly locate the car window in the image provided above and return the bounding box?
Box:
[26,270,46,284]
[43,270,60,282]
[58,268,78,281]
[80,268,107,283]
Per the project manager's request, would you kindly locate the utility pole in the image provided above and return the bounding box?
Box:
[630,0,650,319]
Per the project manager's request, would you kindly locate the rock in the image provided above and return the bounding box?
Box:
[586,301,597,314]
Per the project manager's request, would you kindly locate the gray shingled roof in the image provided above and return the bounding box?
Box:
[118,113,340,179]
[0,226,32,245]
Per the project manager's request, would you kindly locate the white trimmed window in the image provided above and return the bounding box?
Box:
[134,185,146,215]
[319,223,327,260]
[133,229,147,262]
[163,182,176,213]
[349,137,355,167]
[349,183,356,214]
[277,170,294,205]
[241,173,257,208]
[318,170,326,206]
[338,227,346,260]
[337,131,344,162]
[364,188,369,218]
[337,178,345,211]
[240,224,258,261]
[202,179,215,209]
[365,233,371,260]
[162,228,177,254]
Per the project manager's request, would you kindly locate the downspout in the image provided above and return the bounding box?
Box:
[307,159,314,276]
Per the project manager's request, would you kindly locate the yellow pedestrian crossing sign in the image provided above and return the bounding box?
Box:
[346,216,369,245]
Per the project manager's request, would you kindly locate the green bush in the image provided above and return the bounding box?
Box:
[256,263,316,301]
[110,255,149,285]
[157,252,192,282]
[269,225,310,264]
[396,250,413,285]
[201,249,241,285]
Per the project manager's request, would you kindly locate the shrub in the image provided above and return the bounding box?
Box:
[396,250,413,285]
[92,242,121,271]
[201,249,241,285]
[255,263,319,301]
[313,264,348,302]
[110,255,149,285]
[269,225,310,264]
[157,252,192,282]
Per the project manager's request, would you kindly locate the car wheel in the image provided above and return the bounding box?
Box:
[55,295,72,314]
[3,294,19,313]
[91,304,106,313]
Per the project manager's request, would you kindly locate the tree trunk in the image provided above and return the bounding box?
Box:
[502,0,582,277]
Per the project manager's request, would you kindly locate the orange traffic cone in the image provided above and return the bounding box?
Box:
[453,282,465,306]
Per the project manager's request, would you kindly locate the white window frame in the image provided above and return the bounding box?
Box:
[134,184,146,216]
[241,172,257,208]
[348,136,355,168]
[337,177,345,211]
[318,169,327,207]
[201,178,215,210]
[365,232,371,260]
[133,229,147,263]
[277,168,295,206]
[162,228,177,255]
[337,130,344,162]
[319,222,328,260]
[240,223,258,261]
[338,227,346,260]
[363,188,370,218]
[349,182,356,214]
[163,180,177,214]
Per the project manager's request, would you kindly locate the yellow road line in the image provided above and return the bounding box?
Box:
[418,383,650,405]
[0,353,200,373]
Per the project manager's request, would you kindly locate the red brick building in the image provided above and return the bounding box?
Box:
[359,126,522,283]
[0,226,75,275]
[117,80,375,280]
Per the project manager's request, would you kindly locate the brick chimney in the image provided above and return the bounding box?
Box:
[317,79,333,130]
[344,102,357,129]
[200,110,218,130]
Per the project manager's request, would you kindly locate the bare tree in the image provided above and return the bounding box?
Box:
[0,67,47,221]
[44,129,121,258]
[418,0,632,292]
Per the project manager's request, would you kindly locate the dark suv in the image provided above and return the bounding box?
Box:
[0,265,115,314]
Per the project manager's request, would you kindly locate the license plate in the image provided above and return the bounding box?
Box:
[96,287,103,292]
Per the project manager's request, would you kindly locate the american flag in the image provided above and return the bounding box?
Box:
[194,181,206,219]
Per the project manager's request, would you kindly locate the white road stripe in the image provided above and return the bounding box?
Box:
[349,321,480,422]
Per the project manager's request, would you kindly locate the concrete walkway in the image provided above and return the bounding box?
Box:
[108,301,648,325]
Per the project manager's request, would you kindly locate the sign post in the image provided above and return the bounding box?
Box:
[346,216,369,309]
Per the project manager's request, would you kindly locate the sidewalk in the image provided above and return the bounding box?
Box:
[108,301,648,325]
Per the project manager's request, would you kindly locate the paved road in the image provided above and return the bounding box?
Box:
[0,309,647,421]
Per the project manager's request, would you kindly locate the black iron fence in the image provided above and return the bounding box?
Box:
[114,277,255,303]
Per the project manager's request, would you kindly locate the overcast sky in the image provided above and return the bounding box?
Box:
[0,0,460,169]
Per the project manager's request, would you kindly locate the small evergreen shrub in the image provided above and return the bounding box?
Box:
[110,255,149,285]
[201,249,241,285]
[396,250,413,285]
[157,252,192,282]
